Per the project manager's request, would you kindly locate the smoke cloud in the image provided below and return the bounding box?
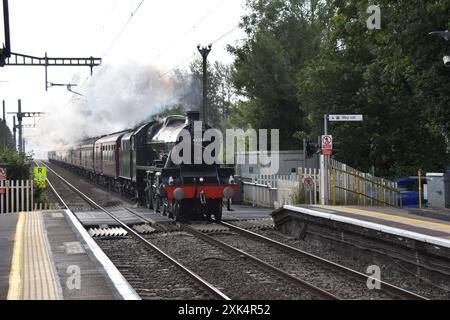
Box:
[27,62,200,158]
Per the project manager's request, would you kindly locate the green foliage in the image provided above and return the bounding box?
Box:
[228,0,329,149]
[0,147,33,180]
[298,0,450,177]
[229,0,450,178]
[0,119,13,147]
[189,59,236,130]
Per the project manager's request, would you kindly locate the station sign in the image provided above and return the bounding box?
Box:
[34,166,47,188]
[321,135,333,156]
[329,114,363,122]
[303,176,314,190]
[0,167,6,194]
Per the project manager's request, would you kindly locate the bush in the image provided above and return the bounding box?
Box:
[0,147,33,180]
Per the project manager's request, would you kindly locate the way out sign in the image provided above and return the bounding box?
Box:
[329,114,363,122]
[322,135,333,156]
[34,166,47,188]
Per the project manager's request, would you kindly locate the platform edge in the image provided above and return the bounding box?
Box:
[63,209,141,300]
[283,205,450,249]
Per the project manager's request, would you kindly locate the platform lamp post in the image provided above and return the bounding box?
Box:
[197,44,212,123]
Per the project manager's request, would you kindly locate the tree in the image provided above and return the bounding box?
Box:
[0,147,32,180]
[0,119,14,150]
[188,59,236,129]
[228,0,327,149]
[298,0,450,177]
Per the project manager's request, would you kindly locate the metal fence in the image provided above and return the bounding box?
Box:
[0,180,34,213]
[328,158,401,207]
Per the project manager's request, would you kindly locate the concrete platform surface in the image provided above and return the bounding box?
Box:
[285,205,450,246]
[0,210,139,300]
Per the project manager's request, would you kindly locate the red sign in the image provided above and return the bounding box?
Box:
[322,135,333,156]
[0,188,5,194]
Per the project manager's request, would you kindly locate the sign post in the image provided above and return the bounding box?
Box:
[320,114,364,205]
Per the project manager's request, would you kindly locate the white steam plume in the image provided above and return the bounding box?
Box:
[28,62,198,158]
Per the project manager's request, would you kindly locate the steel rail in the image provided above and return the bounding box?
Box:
[122,207,337,299]
[180,224,338,300]
[220,221,428,300]
[38,160,230,301]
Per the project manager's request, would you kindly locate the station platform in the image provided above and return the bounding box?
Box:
[0,210,140,300]
[284,205,450,245]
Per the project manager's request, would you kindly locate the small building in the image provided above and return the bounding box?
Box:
[235,150,319,178]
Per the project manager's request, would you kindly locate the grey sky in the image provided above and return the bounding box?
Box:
[0,0,247,156]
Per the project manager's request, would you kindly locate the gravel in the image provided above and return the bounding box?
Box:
[212,232,392,299]
[230,222,450,300]
[97,237,213,300]
[146,231,318,300]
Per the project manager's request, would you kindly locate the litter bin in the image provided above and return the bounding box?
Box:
[426,173,445,209]
[445,167,450,208]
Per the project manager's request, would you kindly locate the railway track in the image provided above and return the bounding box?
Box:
[122,207,426,300]
[37,160,427,300]
[38,161,337,300]
[218,221,427,300]
[37,160,230,300]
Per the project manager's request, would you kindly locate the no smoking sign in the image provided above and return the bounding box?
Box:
[321,135,333,156]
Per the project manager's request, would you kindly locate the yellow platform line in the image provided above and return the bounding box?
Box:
[22,211,59,300]
[7,212,60,300]
[7,212,25,300]
[324,206,450,231]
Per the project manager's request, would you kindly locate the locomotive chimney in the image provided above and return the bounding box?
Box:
[187,111,200,124]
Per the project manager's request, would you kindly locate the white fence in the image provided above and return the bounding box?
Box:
[242,158,401,208]
[298,168,320,205]
[0,180,34,213]
[243,174,299,208]
[243,180,276,208]
[244,174,298,189]
[276,179,300,208]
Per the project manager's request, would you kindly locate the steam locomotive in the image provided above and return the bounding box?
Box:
[48,111,237,221]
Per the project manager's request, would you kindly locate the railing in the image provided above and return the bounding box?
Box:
[0,180,34,213]
[241,160,402,208]
[243,174,298,189]
[329,158,401,207]
[242,180,276,208]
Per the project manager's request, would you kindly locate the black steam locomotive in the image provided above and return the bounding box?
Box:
[48,111,237,221]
